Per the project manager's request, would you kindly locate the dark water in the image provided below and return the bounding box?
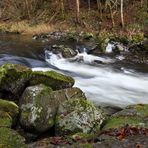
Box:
[0,34,148,107]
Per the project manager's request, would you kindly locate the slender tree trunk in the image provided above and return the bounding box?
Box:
[109,4,115,27]
[25,0,31,19]
[76,0,80,23]
[60,0,65,18]
[97,0,102,19]
[88,0,91,11]
[121,0,124,27]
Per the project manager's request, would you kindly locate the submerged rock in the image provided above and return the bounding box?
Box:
[102,104,148,130]
[0,128,26,148]
[56,98,105,136]
[0,63,32,97]
[30,71,74,90]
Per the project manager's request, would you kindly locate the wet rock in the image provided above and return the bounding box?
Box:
[0,111,12,128]
[0,127,26,148]
[102,104,148,130]
[56,98,105,136]
[20,84,55,133]
[46,44,77,58]
[30,71,74,90]
[0,63,32,97]
[0,99,19,120]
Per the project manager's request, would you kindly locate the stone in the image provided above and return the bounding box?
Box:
[20,86,86,133]
[56,98,105,136]
[20,84,55,133]
[0,111,12,128]
[102,104,148,130]
[0,63,32,97]
[46,44,77,58]
[30,71,75,90]
[0,99,19,119]
[0,128,26,148]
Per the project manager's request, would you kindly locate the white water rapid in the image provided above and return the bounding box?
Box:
[32,48,148,108]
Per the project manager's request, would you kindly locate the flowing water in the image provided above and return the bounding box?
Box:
[0,34,148,108]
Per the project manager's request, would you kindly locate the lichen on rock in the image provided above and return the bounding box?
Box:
[56,98,105,136]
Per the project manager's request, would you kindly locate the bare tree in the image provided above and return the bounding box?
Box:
[76,0,80,23]
[120,0,124,27]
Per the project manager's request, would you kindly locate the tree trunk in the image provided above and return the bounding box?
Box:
[120,0,124,27]
[109,4,115,27]
[76,0,80,23]
[97,0,102,19]
[60,0,65,19]
[88,0,91,11]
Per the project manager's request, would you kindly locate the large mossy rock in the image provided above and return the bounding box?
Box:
[0,111,12,128]
[30,71,74,90]
[0,63,32,97]
[20,84,55,133]
[102,104,148,130]
[20,85,86,133]
[56,98,105,136]
[0,128,26,148]
[0,99,19,119]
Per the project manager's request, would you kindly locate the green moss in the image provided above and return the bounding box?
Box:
[0,99,19,118]
[0,111,12,128]
[0,128,26,148]
[78,143,93,148]
[126,104,148,117]
[30,71,74,90]
[103,116,146,130]
[0,63,32,95]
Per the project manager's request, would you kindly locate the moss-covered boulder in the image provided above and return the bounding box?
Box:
[0,128,26,148]
[0,111,12,128]
[46,44,77,58]
[51,87,86,102]
[0,63,32,97]
[20,85,86,133]
[20,84,55,133]
[0,99,19,119]
[102,104,148,130]
[56,98,105,136]
[30,71,74,90]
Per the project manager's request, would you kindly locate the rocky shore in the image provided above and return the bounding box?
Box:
[0,63,147,148]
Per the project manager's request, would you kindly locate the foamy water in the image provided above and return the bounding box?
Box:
[32,49,148,108]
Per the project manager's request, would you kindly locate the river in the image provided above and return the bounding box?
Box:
[0,34,148,108]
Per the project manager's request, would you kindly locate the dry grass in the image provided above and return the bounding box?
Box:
[0,21,55,35]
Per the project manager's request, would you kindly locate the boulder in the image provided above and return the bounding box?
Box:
[30,71,75,90]
[20,84,55,133]
[102,104,148,130]
[0,63,32,97]
[0,111,12,128]
[46,44,77,58]
[0,128,26,148]
[0,99,19,119]
[56,98,105,136]
[20,85,86,133]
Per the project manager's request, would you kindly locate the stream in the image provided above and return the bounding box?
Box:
[0,34,148,108]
